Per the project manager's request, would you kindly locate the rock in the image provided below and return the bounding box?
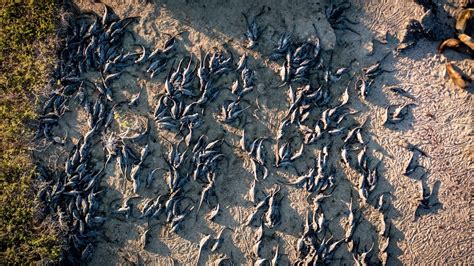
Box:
[396,19,428,53]
[364,40,375,56]
[411,0,457,40]
[399,19,426,44]
[294,12,336,50]
[420,9,455,41]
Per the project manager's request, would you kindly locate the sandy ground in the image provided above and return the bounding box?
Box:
[58,0,473,264]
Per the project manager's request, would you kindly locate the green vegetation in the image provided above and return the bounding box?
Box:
[0,0,62,263]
